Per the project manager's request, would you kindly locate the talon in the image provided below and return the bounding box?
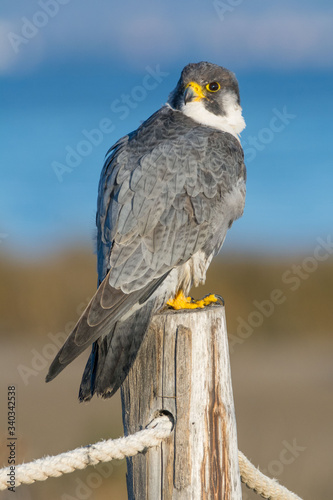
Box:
[214,294,225,306]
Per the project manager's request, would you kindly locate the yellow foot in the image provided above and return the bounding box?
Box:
[167,290,220,310]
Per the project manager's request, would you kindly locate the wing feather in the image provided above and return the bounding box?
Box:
[97,107,245,293]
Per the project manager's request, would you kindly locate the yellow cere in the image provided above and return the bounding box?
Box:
[185,81,206,101]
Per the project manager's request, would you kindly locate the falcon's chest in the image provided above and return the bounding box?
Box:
[185,178,245,291]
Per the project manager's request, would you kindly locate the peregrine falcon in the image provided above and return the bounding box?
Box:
[46,61,246,401]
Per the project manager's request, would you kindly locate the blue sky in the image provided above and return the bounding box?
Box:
[1,1,333,257]
[1,0,333,75]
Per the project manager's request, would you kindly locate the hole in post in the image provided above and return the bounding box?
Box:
[148,409,175,431]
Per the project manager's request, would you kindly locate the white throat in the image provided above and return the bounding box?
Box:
[180,92,246,141]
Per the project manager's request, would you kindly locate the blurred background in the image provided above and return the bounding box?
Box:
[0,0,332,499]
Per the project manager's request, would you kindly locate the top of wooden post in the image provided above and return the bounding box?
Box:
[122,304,241,500]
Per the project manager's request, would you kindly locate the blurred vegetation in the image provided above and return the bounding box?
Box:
[0,248,332,499]
[0,247,332,339]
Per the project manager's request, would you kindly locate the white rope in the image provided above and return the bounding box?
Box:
[0,417,302,500]
[238,451,303,500]
[0,415,172,491]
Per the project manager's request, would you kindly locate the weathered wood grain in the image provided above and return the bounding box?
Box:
[121,305,241,499]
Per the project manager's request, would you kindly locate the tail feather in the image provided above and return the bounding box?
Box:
[78,341,101,402]
[78,300,156,401]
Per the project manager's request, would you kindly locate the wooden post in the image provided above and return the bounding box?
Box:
[121,304,242,499]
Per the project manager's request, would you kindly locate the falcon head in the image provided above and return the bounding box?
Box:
[168,61,246,138]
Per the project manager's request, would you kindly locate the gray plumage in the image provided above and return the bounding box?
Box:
[46,61,246,400]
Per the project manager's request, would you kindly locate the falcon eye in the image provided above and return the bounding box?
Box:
[206,81,220,92]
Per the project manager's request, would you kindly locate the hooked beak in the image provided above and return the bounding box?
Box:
[184,81,206,104]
